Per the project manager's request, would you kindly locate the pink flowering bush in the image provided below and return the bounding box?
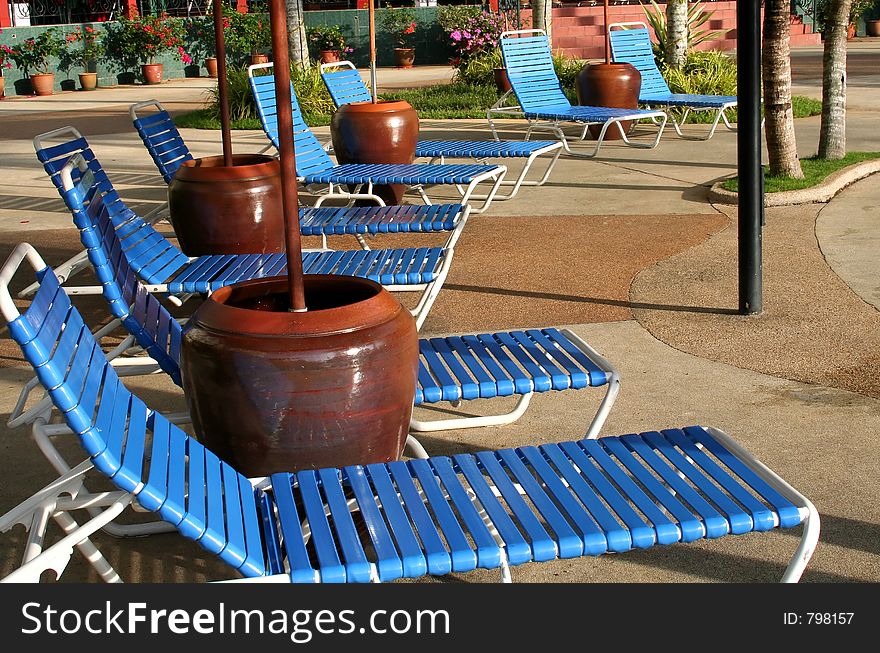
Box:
[446,11,507,63]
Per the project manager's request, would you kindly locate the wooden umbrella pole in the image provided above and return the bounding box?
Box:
[604,0,611,65]
[268,0,307,312]
[369,0,377,103]
[212,0,233,165]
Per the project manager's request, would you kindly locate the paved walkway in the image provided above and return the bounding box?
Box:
[0,54,878,584]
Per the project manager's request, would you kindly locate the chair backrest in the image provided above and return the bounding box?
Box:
[499,30,573,114]
[56,145,191,287]
[0,244,268,577]
[319,61,373,108]
[247,63,336,177]
[61,155,184,385]
[130,100,195,184]
[608,23,672,97]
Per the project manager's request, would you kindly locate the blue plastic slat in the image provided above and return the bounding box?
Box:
[316,467,372,583]
[296,470,346,583]
[200,449,227,554]
[268,473,318,583]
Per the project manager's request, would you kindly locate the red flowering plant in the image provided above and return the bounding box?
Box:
[381,7,418,49]
[101,11,190,69]
[58,26,105,73]
[4,28,66,76]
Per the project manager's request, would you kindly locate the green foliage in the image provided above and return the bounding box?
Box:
[224,10,271,57]
[642,0,728,66]
[101,12,187,69]
[183,16,215,61]
[58,25,104,73]
[307,25,348,52]
[451,48,503,86]
[206,64,334,125]
[381,6,418,48]
[436,4,483,33]
[815,0,875,30]
[722,151,880,193]
[3,27,65,75]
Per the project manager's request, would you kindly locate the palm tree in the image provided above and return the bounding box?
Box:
[532,0,553,39]
[762,0,803,178]
[286,0,310,69]
[818,0,852,159]
[665,0,688,69]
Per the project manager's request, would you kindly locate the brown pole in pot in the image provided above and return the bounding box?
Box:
[369,0,378,103]
[212,0,233,166]
[268,0,307,312]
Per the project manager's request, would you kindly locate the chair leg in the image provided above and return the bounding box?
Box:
[410,394,533,432]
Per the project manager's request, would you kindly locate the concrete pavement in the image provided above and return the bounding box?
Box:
[0,56,878,584]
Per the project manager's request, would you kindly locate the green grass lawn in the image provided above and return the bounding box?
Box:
[173,82,823,130]
[721,151,880,193]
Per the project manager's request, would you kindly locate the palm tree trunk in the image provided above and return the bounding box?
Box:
[665,0,688,70]
[532,0,553,39]
[818,0,851,159]
[286,0,310,70]
[762,0,803,179]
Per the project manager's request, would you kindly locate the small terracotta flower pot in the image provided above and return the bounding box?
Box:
[78,72,97,91]
[181,275,419,477]
[330,100,419,205]
[394,47,415,68]
[141,63,163,85]
[30,73,55,96]
[250,53,270,65]
[0,76,5,99]
[205,57,218,78]
[320,49,342,63]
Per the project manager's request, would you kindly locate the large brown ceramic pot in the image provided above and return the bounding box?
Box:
[180,275,419,477]
[330,100,419,205]
[168,154,285,255]
[576,62,641,141]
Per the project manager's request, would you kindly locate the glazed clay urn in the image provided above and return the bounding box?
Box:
[180,274,419,477]
[576,62,641,140]
[167,153,285,255]
[330,99,419,205]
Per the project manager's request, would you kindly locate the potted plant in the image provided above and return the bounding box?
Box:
[4,27,65,96]
[307,24,353,64]
[445,9,509,92]
[381,5,418,68]
[185,15,218,77]
[59,26,104,91]
[101,11,190,85]
[226,9,272,65]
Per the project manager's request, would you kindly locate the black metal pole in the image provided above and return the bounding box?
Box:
[737,0,763,314]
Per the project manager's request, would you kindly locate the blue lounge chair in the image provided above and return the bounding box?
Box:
[491,30,668,157]
[247,63,507,213]
[0,242,819,583]
[31,129,467,324]
[609,22,738,141]
[319,60,563,202]
[55,149,455,331]
[59,160,620,438]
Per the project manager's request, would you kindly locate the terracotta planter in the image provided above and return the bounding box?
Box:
[180,275,419,477]
[78,72,97,91]
[394,47,415,68]
[320,49,342,64]
[493,67,512,94]
[866,20,880,37]
[330,100,419,205]
[0,76,5,99]
[167,154,285,255]
[250,53,270,65]
[205,57,218,78]
[30,73,55,96]
[847,23,856,40]
[576,62,641,141]
[142,63,163,85]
